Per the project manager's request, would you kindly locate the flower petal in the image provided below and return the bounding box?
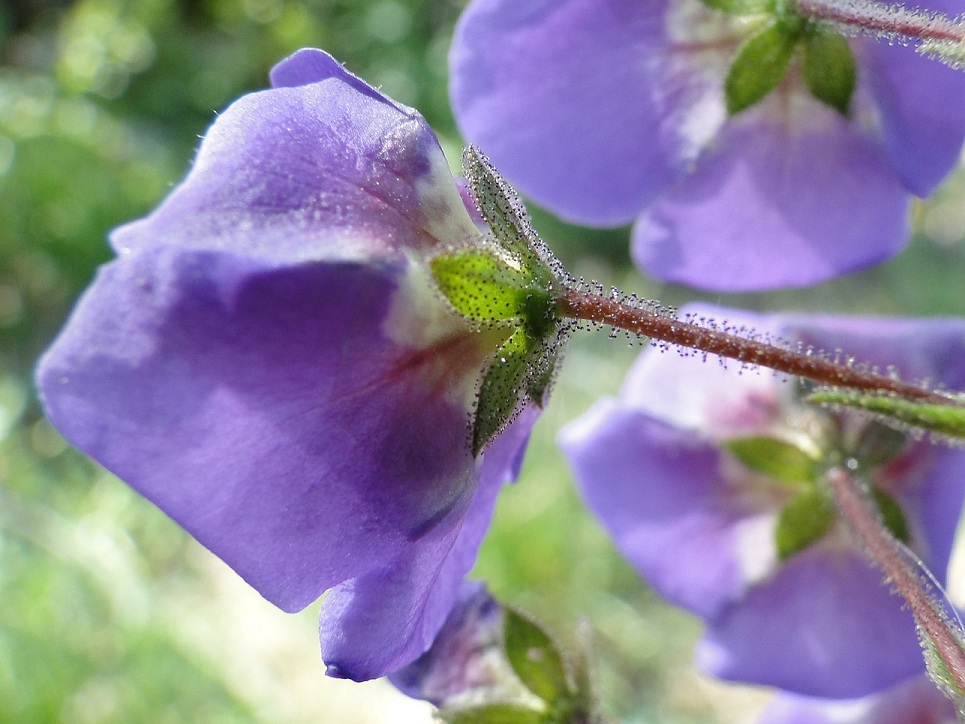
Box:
[112,50,478,264]
[633,104,910,291]
[388,581,504,707]
[450,0,719,225]
[759,675,956,723]
[617,312,788,438]
[696,547,924,697]
[859,0,965,197]
[320,407,539,681]
[36,246,489,614]
[559,401,752,619]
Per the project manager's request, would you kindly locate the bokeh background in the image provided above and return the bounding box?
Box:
[2,0,965,721]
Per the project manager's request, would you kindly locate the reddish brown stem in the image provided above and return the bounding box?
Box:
[795,0,965,45]
[826,467,965,694]
[556,288,958,405]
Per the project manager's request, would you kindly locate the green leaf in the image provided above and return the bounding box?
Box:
[775,490,836,560]
[430,248,546,328]
[725,24,800,115]
[700,0,773,14]
[503,608,570,705]
[803,31,857,115]
[726,436,821,486]
[473,329,531,456]
[870,487,911,544]
[441,703,546,724]
[806,390,965,441]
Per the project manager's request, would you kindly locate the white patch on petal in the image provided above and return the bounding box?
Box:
[382,256,495,412]
[382,122,483,251]
[662,0,763,163]
[384,256,467,351]
[734,511,780,586]
[422,152,484,245]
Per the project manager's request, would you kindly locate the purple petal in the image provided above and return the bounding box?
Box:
[36,246,493,615]
[269,48,404,113]
[450,0,720,225]
[564,304,965,697]
[899,447,965,581]
[320,407,538,680]
[759,676,955,724]
[559,402,754,619]
[388,581,504,706]
[112,51,478,263]
[633,104,910,291]
[859,0,965,197]
[697,547,924,697]
[617,310,788,438]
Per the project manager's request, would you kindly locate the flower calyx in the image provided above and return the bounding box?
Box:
[712,0,858,116]
[430,147,570,456]
[725,411,912,561]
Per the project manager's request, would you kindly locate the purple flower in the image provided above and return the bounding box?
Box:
[559,304,965,697]
[759,676,957,723]
[390,582,514,708]
[36,48,541,682]
[449,0,965,290]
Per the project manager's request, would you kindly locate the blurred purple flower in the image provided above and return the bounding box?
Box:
[36,48,539,682]
[450,0,965,291]
[760,676,957,723]
[391,582,513,708]
[559,304,965,697]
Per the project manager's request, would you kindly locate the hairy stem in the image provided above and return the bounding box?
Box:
[556,287,958,405]
[826,467,965,694]
[795,0,965,45]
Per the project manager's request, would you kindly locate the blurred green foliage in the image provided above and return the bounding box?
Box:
[1,0,964,722]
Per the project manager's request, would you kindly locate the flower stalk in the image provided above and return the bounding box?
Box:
[825,466,965,697]
[794,0,965,45]
[555,286,959,406]
[793,0,965,68]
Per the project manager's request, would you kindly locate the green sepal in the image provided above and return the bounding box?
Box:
[725,24,800,115]
[803,31,857,115]
[851,421,907,469]
[921,629,965,706]
[440,703,546,724]
[871,487,911,544]
[462,146,558,290]
[775,490,836,560]
[525,345,557,408]
[504,608,570,705]
[700,0,773,14]
[473,329,531,456]
[430,249,551,328]
[806,390,965,441]
[726,436,821,486]
[444,146,570,457]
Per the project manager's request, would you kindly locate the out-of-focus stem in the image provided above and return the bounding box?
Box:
[825,467,965,693]
[795,0,965,45]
